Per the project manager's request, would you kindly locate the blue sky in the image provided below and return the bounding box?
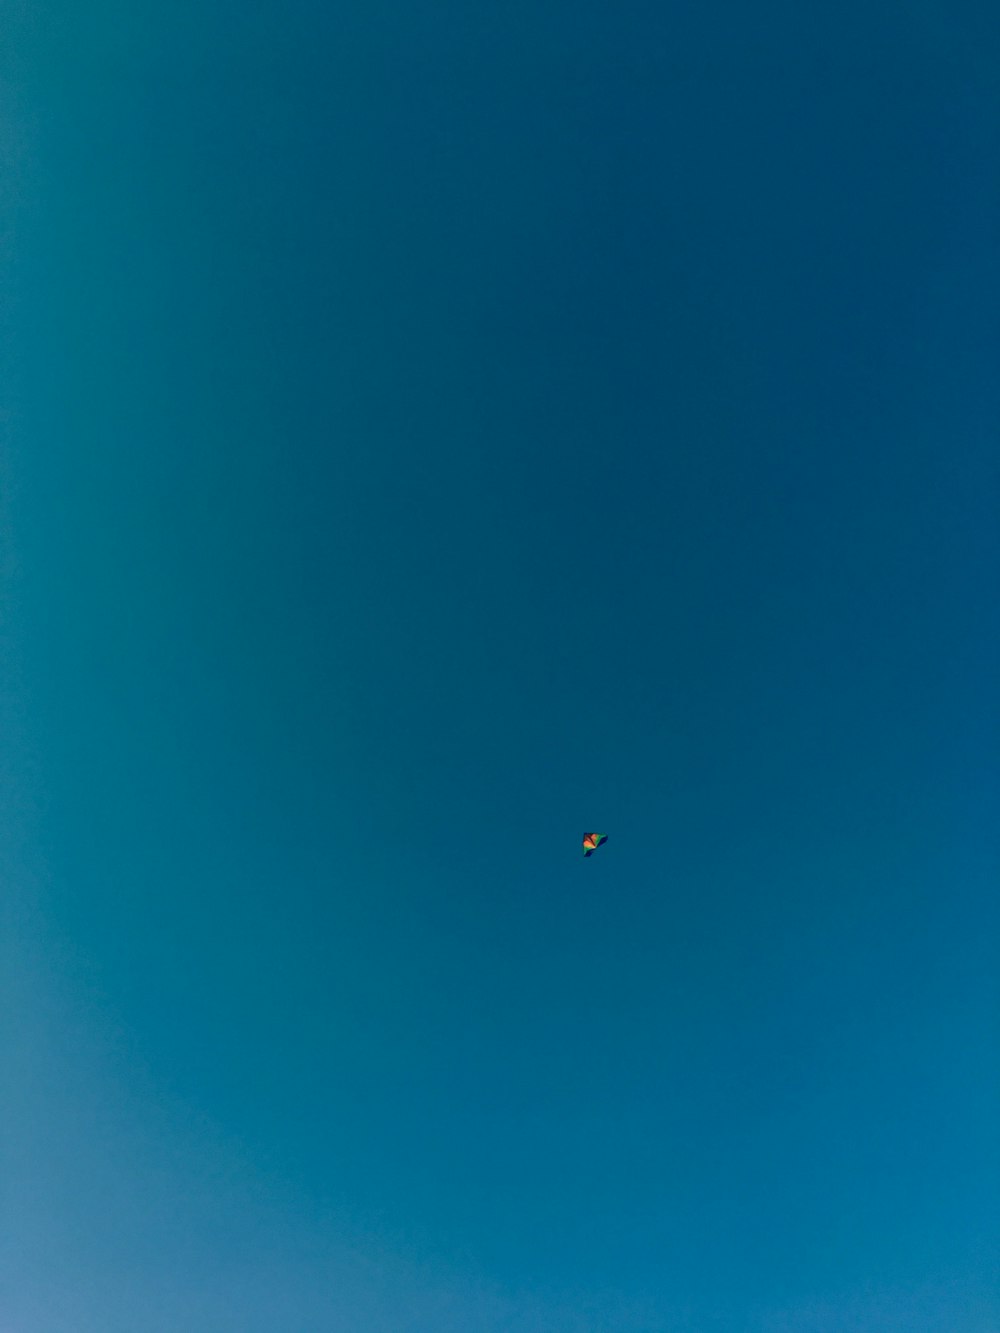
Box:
[3,1,998,1329]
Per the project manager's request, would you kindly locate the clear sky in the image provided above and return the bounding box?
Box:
[3,2,998,1330]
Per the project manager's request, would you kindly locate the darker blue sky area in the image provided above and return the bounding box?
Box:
[5,2,998,1329]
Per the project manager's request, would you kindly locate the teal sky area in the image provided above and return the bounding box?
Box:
[3,2,998,1330]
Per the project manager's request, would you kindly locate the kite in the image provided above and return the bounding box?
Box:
[582,833,608,857]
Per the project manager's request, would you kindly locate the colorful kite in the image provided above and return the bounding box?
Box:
[582,833,608,857]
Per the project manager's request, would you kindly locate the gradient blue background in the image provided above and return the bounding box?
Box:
[3,2,998,1329]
